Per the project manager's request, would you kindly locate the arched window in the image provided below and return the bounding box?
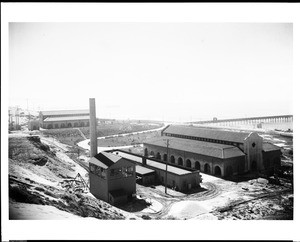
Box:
[195,161,200,171]
[170,155,175,163]
[67,123,72,128]
[178,157,183,166]
[163,154,168,162]
[150,151,155,156]
[61,123,66,128]
[186,159,191,168]
[204,163,211,174]
[156,152,161,160]
[214,166,222,176]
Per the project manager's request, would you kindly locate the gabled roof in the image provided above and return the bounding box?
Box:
[262,143,281,152]
[144,136,245,159]
[41,110,89,116]
[43,115,90,122]
[90,152,123,169]
[163,125,250,143]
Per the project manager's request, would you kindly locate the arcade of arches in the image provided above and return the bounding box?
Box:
[145,149,228,177]
[45,121,90,129]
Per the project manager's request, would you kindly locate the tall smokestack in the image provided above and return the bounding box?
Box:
[89,98,97,158]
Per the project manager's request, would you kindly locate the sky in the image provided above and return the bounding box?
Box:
[9,22,293,122]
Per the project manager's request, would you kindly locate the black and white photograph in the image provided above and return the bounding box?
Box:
[1,2,300,241]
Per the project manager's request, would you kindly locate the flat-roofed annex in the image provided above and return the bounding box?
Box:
[112,151,193,176]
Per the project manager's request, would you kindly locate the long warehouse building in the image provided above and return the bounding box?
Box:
[143,125,281,178]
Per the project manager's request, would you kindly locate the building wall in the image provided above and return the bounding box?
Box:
[107,159,136,197]
[89,171,109,202]
[138,173,156,186]
[223,156,246,177]
[243,133,263,172]
[43,120,89,129]
[147,165,200,192]
[262,150,282,175]
[144,143,245,177]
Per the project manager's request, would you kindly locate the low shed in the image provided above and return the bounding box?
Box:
[136,165,156,186]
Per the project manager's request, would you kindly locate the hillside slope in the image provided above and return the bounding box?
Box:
[9,134,139,220]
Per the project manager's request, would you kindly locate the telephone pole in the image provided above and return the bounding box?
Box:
[164,139,169,194]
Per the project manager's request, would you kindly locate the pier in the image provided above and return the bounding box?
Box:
[189,115,293,126]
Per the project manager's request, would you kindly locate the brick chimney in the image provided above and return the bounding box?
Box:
[89,98,97,158]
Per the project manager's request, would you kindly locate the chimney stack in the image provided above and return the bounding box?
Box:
[89,98,97,158]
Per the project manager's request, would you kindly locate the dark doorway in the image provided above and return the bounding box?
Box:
[195,161,200,171]
[156,152,161,160]
[178,157,183,166]
[163,154,168,162]
[170,155,175,163]
[204,163,211,174]
[214,166,222,176]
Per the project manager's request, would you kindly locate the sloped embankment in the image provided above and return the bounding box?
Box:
[9,135,135,220]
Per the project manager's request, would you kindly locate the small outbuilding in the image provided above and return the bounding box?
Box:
[89,151,136,205]
[135,165,156,186]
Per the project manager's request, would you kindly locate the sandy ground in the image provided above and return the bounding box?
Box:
[8,123,293,220]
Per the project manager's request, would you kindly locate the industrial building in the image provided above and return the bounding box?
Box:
[111,150,202,192]
[39,109,90,129]
[89,151,136,205]
[143,125,281,178]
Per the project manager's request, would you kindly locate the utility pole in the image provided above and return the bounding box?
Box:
[164,139,169,194]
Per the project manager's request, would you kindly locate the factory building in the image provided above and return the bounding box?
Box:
[39,109,89,129]
[143,125,281,178]
[89,152,136,205]
[111,150,202,192]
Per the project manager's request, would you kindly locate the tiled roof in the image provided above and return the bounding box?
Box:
[90,152,122,169]
[163,125,251,143]
[262,143,281,152]
[41,110,89,116]
[136,165,155,175]
[43,115,90,122]
[144,136,245,159]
